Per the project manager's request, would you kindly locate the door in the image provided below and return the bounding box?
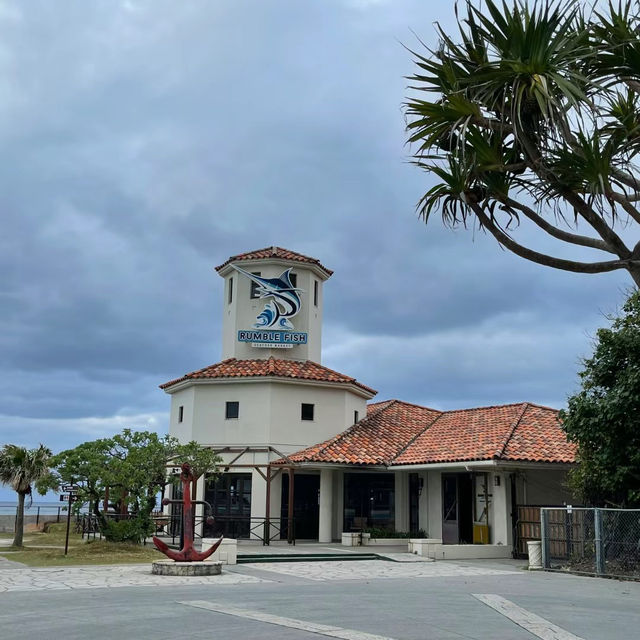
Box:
[281,474,320,539]
[442,474,458,544]
[442,473,474,544]
[205,473,252,538]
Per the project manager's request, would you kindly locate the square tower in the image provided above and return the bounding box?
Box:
[215,246,333,363]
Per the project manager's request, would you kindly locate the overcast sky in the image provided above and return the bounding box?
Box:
[0,0,633,500]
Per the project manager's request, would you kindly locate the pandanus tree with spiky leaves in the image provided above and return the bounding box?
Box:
[405,0,640,285]
[0,445,52,547]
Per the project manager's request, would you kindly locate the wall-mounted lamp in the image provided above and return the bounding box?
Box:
[418,477,424,496]
[494,475,501,487]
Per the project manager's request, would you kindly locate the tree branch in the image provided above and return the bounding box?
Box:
[469,203,639,278]
[608,191,640,225]
[557,192,632,258]
[503,198,612,252]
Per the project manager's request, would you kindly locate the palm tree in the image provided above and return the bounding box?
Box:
[405,0,640,285]
[0,444,52,547]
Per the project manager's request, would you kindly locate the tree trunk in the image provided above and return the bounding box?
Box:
[629,266,640,288]
[12,492,25,547]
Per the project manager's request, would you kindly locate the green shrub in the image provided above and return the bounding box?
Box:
[101,517,153,543]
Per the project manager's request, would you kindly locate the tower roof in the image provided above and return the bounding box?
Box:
[160,357,376,397]
[215,246,333,278]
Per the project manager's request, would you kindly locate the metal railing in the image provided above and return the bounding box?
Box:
[77,512,296,546]
[541,507,640,579]
[206,516,295,545]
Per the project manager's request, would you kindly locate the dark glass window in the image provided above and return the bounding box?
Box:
[204,473,252,538]
[314,280,319,306]
[178,406,184,423]
[354,410,359,424]
[250,272,261,299]
[290,272,297,289]
[228,277,233,304]
[343,473,395,532]
[225,401,239,419]
[301,403,314,421]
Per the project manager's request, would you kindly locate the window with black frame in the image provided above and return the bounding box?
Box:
[204,473,252,539]
[343,473,395,532]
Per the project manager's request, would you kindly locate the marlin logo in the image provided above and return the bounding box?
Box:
[232,265,303,330]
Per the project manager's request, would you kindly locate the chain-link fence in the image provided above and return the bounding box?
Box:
[541,507,640,579]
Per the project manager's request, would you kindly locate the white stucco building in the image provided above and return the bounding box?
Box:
[161,247,576,556]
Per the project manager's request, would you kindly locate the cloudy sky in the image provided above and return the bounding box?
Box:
[0,0,633,499]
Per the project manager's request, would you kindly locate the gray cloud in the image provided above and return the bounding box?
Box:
[0,0,632,464]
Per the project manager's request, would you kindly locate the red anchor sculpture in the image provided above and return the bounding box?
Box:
[153,462,223,562]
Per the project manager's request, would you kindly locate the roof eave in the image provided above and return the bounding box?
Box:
[160,375,376,398]
[390,459,575,471]
[216,258,332,281]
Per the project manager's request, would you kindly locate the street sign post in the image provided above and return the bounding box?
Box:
[59,487,80,556]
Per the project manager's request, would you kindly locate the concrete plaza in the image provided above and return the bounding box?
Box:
[0,555,638,639]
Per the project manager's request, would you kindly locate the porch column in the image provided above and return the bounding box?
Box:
[194,474,205,539]
[319,469,333,543]
[490,472,510,545]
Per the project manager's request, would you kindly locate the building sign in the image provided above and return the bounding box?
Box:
[238,330,308,348]
[233,265,308,347]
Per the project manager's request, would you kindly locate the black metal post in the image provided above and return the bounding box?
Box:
[64,495,72,556]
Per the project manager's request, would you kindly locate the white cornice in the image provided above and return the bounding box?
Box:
[217,258,331,281]
[162,375,376,399]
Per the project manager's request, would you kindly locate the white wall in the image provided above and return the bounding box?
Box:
[269,383,367,449]
[168,386,196,443]
[168,379,367,454]
[191,383,272,446]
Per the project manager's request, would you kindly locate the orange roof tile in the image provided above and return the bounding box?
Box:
[160,357,376,395]
[282,400,441,466]
[215,246,333,277]
[279,400,575,467]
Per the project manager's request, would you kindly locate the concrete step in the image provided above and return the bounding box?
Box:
[237,553,381,564]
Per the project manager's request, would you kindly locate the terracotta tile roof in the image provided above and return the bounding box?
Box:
[279,400,575,467]
[281,400,441,466]
[159,357,376,395]
[502,403,576,463]
[215,246,333,277]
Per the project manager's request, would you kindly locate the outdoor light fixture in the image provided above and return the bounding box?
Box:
[418,477,424,496]
[494,475,501,487]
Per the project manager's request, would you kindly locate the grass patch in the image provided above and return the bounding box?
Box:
[0,523,160,566]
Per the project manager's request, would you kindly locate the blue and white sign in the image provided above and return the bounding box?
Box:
[238,330,308,349]
[233,265,308,347]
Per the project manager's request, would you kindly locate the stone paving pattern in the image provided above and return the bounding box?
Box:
[245,559,518,582]
[0,564,267,591]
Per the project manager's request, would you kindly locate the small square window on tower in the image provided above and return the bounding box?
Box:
[228,277,233,304]
[250,272,261,299]
[314,280,319,306]
[301,403,314,421]
[225,401,239,419]
[178,405,184,423]
[354,410,359,423]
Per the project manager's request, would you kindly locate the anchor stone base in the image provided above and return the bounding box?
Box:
[151,559,223,577]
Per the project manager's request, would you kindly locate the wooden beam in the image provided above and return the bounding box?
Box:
[288,467,294,544]
[264,465,272,546]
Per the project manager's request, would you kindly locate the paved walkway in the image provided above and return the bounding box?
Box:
[0,558,519,591]
[248,559,518,581]
[0,564,268,591]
